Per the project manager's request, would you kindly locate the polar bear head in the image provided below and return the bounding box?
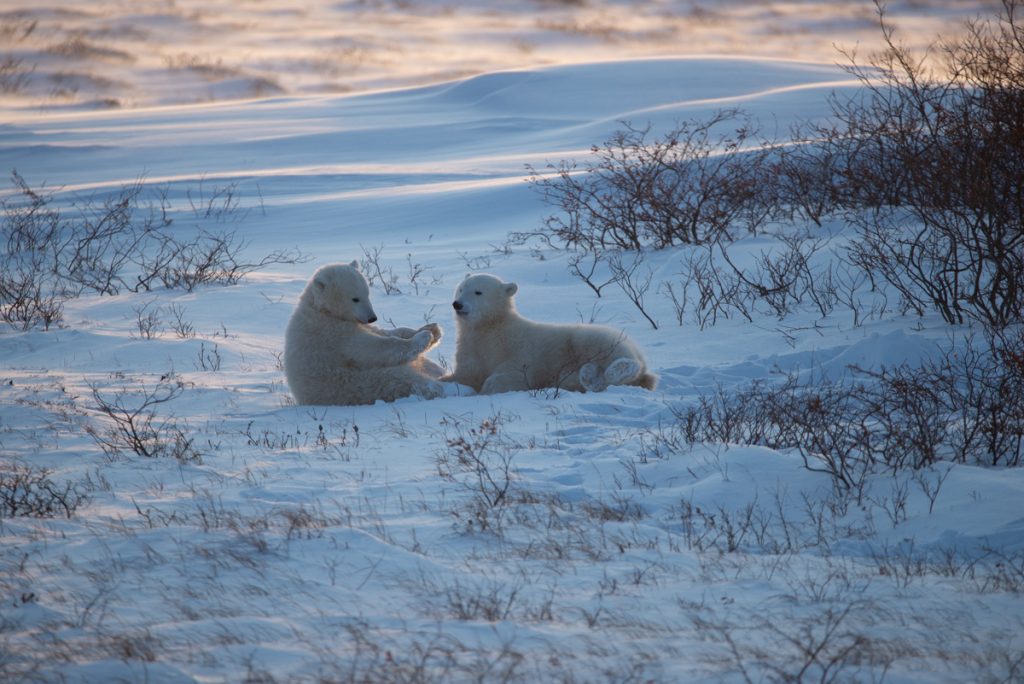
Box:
[452,273,518,325]
[303,261,377,324]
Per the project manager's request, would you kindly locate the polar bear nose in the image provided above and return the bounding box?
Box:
[368,315,377,323]
[452,301,463,311]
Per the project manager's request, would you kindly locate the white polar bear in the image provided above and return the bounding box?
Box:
[284,262,445,406]
[446,273,657,395]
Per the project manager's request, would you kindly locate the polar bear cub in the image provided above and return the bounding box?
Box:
[447,273,657,394]
[284,262,445,405]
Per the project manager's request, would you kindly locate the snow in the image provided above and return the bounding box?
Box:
[0,0,993,111]
[2,2,1023,682]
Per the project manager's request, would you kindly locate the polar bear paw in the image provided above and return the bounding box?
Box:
[419,323,442,345]
[579,362,607,392]
[410,329,433,353]
[604,358,641,385]
[420,378,446,399]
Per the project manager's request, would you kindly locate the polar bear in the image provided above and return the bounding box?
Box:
[284,262,445,405]
[446,273,657,395]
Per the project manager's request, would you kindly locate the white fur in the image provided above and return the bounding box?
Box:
[284,262,445,405]
[446,273,657,394]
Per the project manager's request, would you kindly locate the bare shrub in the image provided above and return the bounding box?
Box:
[606,250,659,329]
[130,301,162,339]
[435,412,521,533]
[668,244,750,330]
[0,266,64,330]
[0,56,33,93]
[167,303,195,338]
[967,547,1024,594]
[804,1,1024,330]
[164,53,239,80]
[523,109,773,251]
[281,503,339,541]
[356,245,442,296]
[0,173,141,328]
[0,462,89,518]
[688,600,898,683]
[405,253,441,295]
[240,420,359,458]
[515,103,870,332]
[853,330,1024,468]
[359,243,401,294]
[683,375,875,492]
[768,134,845,228]
[0,173,307,329]
[663,229,843,329]
[755,603,891,682]
[673,498,764,553]
[519,4,1024,334]
[314,620,525,683]
[186,178,248,221]
[195,342,222,372]
[672,330,1024,491]
[85,375,203,463]
[722,231,839,319]
[1,174,170,300]
[567,250,616,298]
[135,227,303,292]
[427,573,526,622]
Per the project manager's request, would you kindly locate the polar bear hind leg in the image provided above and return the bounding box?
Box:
[579,362,607,392]
[604,358,642,386]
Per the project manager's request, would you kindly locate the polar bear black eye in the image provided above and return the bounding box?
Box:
[352,298,360,303]
[474,291,482,296]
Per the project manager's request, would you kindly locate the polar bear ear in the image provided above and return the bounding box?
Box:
[505,282,518,297]
[349,260,360,270]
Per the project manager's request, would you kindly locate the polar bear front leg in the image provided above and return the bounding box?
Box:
[480,370,531,395]
[416,377,447,399]
[378,323,440,344]
[349,330,433,367]
[420,323,442,345]
[402,330,434,360]
[380,326,418,338]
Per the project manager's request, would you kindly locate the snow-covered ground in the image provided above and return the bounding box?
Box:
[2,2,1023,683]
[0,0,995,110]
